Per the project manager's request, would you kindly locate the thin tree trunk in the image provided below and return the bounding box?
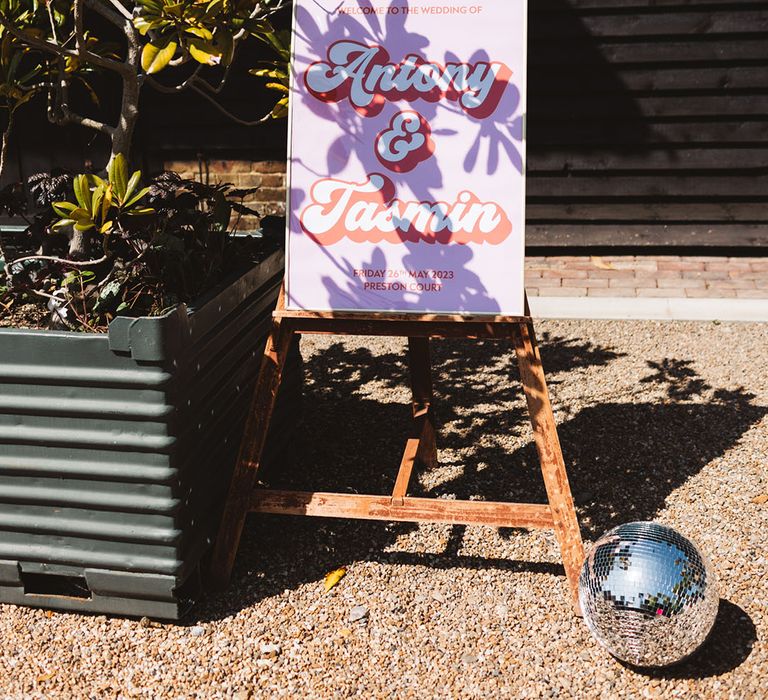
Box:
[108,21,141,167]
[109,74,139,166]
[0,114,16,267]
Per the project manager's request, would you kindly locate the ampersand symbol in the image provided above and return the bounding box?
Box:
[374,110,435,173]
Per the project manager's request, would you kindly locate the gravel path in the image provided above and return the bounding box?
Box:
[2,320,767,699]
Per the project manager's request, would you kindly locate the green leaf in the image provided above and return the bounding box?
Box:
[215,29,234,66]
[91,184,105,219]
[99,220,114,234]
[141,39,178,74]
[245,19,274,35]
[250,68,288,80]
[133,17,155,36]
[73,75,101,108]
[211,193,230,231]
[271,96,289,119]
[101,184,113,223]
[163,2,184,18]
[70,208,94,224]
[73,174,92,210]
[52,201,78,217]
[62,270,79,286]
[74,220,96,232]
[94,279,124,311]
[188,38,221,66]
[184,26,213,40]
[108,154,128,199]
[124,206,155,216]
[123,171,142,205]
[265,82,289,93]
[52,218,76,230]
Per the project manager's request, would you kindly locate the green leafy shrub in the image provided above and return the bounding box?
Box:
[1,161,280,330]
[0,1,291,329]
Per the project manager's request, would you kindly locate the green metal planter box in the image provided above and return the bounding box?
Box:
[0,249,299,619]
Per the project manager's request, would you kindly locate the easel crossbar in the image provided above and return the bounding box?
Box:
[277,316,526,339]
[250,490,555,529]
[209,290,585,614]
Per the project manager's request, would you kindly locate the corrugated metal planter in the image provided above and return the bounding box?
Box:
[0,249,300,619]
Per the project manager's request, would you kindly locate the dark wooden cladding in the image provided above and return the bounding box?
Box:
[530,67,768,92]
[7,3,765,248]
[130,0,768,247]
[527,223,768,247]
[562,0,762,6]
[532,148,768,170]
[526,0,768,246]
[536,11,768,38]
[532,95,768,119]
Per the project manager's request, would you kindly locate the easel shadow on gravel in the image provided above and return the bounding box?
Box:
[197,334,765,673]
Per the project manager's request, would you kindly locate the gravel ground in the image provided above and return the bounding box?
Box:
[2,319,767,699]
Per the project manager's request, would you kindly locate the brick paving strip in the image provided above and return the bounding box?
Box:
[526,255,768,299]
[526,255,768,322]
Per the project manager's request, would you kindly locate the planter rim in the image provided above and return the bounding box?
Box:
[0,246,284,345]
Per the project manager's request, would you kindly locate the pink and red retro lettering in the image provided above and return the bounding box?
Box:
[286,0,527,315]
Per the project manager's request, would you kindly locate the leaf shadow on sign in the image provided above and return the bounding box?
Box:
[292,0,528,200]
[319,243,502,314]
[441,47,524,177]
[199,335,764,678]
[289,1,533,314]
[286,188,498,313]
[293,0,445,204]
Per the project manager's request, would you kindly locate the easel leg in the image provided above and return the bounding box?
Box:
[208,315,294,589]
[407,337,438,470]
[513,321,585,614]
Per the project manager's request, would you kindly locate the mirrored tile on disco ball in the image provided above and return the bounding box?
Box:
[579,521,719,667]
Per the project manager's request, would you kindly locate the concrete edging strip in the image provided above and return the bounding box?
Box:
[528,296,768,322]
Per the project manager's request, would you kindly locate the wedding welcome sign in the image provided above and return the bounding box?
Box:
[286,0,527,314]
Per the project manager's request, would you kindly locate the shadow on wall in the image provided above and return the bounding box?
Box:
[199,332,764,676]
[527,0,655,157]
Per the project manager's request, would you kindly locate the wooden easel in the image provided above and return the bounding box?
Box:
[209,289,585,612]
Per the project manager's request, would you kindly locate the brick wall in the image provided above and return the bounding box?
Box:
[163,159,287,231]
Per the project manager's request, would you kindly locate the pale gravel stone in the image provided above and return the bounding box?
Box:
[348,606,368,623]
[1,320,767,698]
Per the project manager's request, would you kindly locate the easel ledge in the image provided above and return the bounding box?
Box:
[209,290,585,615]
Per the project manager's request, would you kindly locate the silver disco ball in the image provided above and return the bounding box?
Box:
[579,521,719,667]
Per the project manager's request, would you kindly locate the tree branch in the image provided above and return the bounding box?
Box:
[78,0,139,77]
[84,0,129,31]
[106,0,134,22]
[188,81,273,126]
[145,66,204,94]
[106,0,141,163]
[58,109,115,136]
[74,0,84,53]
[196,63,234,95]
[45,1,59,43]
[0,105,16,180]
[257,0,292,19]
[9,254,110,269]
[47,49,115,137]
[0,15,130,77]
[147,72,275,126]
[234,0,292,40]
